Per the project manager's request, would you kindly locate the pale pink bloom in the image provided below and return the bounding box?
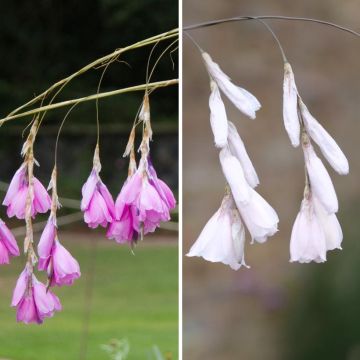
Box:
[227,121,259,188]
[11,267,61,324]
[3,163,51,219]
[219,147,251,205]
[187,195,248,270]
[303,140,338,214]
[290,196,327,263]
[49,240,81,287]
[209,81,228,148]
[282,62,300,147]
[299,100,349,175]
[313,196,343,251]
[0,219,19,264]
[202,52,261,119]
[81,169,115,228]
[37,217,56,270]
[237,188,279,244]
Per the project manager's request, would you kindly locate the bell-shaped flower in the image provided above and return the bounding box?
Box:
[290,195,327,263]
[49,240,81,287]
[202,52,261,119]
[283,62,300,147]
[11,266,61,324]
[299,100,349,175]
[107,180,139,245]
[237,188,279,244]
[302,136,338,214]
[227,121,259,188]
[119,157,172,235]
[209,81,228,148]
[0,219,19,264]
[81,169,115,228]
[3,163,51,219]
[187,194,249,270]
[313,196,343,251]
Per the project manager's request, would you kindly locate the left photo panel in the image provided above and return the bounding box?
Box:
[0,2,178,359]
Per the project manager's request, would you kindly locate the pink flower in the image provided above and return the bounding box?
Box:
[107,197,139,244]
[81,169,115,228]
[2,163,51,219]
[11,267,61,324]
[37,217,81,286]
[117,157,174,236]
[0,219,19,264]
[50,240,81,287]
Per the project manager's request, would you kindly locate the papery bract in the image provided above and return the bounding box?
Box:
[11,267,61,324]
[300,100,349,175]
[81,169,115,228]
[202,52,261,119]
[209,81,228,148]
[290,196,327,263]
[227,121,259,188]
[0,219,19,264]
[187,195,248,270]
[303,140,338,214]
[283,62,300,147]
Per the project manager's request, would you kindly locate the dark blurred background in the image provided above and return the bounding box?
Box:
[0,1,178,359]
[183,1,360,360]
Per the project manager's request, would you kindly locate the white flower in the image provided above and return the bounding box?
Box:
[209,81,228,148]
[290,195,327,263]
[202,52,261,119]
[302,136,338,214]
[219,147,251,205]
[228,121,259,188]
[237,187,279,244]
[313,196,343,251]
[283,62,300,147]
[299,100,349,175]
[187,195,249,270]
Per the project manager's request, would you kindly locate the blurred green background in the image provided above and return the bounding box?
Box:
[183,1,360,359]
[0,1,178,359]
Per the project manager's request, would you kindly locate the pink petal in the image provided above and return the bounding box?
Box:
[7,187,27,219]
[81,170,98,211]
[38,218,56,271]
[98,181,115,218]
[17,295,41,324]
[84,190,113,228]
[0,219,19,257]
[33,178,51,214]
[11,268,29,306]
[0,241,10,264]
[3,163,27,206]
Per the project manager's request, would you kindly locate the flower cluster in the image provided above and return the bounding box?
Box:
[187,52,279,269]
[283,63,348,263]
[82,94,176,247]
[2,121,80,324]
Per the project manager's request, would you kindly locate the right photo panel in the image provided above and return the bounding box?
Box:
[183,1,360,359]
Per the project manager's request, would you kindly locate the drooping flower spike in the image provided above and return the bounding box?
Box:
[38,168,81,286]
[0,219,19,264]
[108,93,176,244]
[81,145,115,228]
[11,265,61,324]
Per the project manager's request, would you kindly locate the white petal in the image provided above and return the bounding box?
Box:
[228,121,259,188]
[219,147,251,205]
[237,188,279,243]
[187,196,247,270]
[300,100,349,175]
[202,52,261,119]
[303,142,338,214]
[283,62,300,147]
[313,196,343,251]
[290,197,327,263]
[209,81,228,148]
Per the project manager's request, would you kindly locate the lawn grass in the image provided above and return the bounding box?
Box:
[0,232,178,360]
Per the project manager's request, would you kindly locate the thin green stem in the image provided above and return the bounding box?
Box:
[0,79,178,124]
